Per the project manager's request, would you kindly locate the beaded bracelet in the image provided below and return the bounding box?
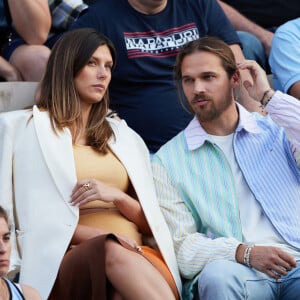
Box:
[243,245,254,268]
[259,88,272,103]
[260,88,274,109]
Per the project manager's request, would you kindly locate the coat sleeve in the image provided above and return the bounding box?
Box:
[265,91,300,167]
[0,113,21,278]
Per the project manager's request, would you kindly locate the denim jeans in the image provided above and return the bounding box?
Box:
[197,259,300,300]
[237,31,268,72]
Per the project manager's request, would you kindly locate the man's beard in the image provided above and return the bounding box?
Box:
[191,89,233,123]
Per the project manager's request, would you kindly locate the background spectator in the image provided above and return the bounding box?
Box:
[269,18,300,100]
[46,0,88,48]
[218,0,300,73]
[69,0,261,153]
[0,55,20,81]
[0,206,41,300]
[0,0,88,82]
[0,0,51,81]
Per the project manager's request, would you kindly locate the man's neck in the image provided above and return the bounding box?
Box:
[127,0,167,14]
[200,104,239,136]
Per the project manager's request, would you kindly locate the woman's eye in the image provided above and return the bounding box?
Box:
[105,64,113,70]
[3,234,10,241]
[88,60,97,66]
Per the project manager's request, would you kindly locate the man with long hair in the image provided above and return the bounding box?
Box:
[152,36,300,300]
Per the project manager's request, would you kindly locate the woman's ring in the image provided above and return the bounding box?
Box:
[82,183,90,191]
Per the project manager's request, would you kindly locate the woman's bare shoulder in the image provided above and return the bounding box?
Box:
[21,284,42,300]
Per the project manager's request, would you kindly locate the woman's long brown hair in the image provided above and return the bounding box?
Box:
[37,28,117,153]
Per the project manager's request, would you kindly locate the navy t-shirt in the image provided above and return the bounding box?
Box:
[72,0,240,152]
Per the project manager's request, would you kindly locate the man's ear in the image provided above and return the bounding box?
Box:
[231,70,240,88]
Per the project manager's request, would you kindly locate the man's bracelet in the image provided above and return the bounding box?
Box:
[243,245,255,268]
[260,88,274,108]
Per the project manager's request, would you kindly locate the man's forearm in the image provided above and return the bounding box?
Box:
[218,1,273,54]
[8,0,51,44]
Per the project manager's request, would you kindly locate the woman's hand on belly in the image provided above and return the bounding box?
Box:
[70,178,152,236]
[70,178,125,207]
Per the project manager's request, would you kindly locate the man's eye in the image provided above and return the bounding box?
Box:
[183,78,193,83]
[204,75,214,80]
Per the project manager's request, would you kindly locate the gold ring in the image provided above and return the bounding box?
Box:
[82,183,90,191]
[136,246,142,253]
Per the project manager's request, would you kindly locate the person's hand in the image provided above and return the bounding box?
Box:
[4,67,22,81]
[0,57,22,81]
[260,30,274,56]
[70,178,125,207]
[238,60,273,103]
[250,245,297,279]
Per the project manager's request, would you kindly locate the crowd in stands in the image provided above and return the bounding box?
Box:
[0,0,300,299]
[0,0,51,81]
[69,0,261,152]
[0,0,88,81]
[269,18,300,100]
[1,1,300,103]
[218,0,300,73]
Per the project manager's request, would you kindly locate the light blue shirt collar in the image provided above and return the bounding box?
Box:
[184,103,261,151]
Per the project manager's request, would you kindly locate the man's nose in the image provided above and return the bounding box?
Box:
[193,79,205,94]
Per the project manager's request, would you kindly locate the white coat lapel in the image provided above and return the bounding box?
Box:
[33,106,78,216]
[107,120,182,292]
[108,120,153,206]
